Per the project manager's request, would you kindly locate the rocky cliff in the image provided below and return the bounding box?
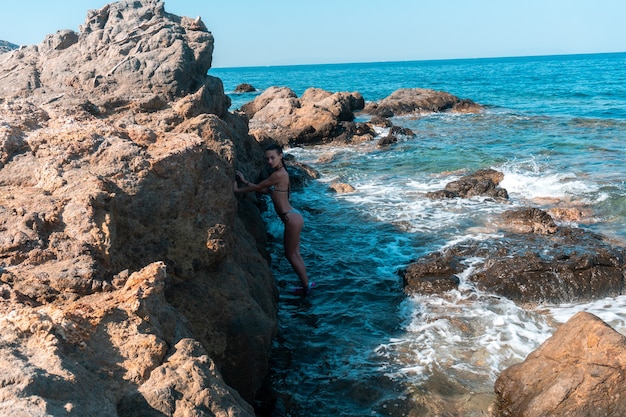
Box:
[0,0,276,415]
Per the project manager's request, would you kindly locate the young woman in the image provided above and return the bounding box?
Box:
[234,144,310,294]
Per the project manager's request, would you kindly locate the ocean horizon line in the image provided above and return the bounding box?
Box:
[211,50,626,71]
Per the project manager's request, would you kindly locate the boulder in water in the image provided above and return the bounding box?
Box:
[495,312,626,416]
[403,209,625,304]
[241,86,366,145]
[426,168,509,200]
[363,88,483,117]
[235,83,257,93]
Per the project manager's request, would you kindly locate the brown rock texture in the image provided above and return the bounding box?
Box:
[329,182,356,193]
[0,263,254,416]
[403,211,625,304]
[0,0,230,117]
[234,83,256,93]
[0,0,277,414]
[426,168,509,200]
[495,312,626,417]
[363,88,483,117]
[241,86,367,145]
[497,207,558,234]
[471,227,625,304]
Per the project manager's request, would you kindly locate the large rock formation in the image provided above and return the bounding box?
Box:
[363,88,483,118]
[403,208,626,304]
[0,0,230,117]
[0,263,254,416]
[495,312,626,416]
[241,86,368,145]
[0,0,277,414]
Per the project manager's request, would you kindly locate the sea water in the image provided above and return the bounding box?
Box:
[210,53,626,416]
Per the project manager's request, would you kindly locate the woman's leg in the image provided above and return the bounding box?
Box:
[283,212,308,288]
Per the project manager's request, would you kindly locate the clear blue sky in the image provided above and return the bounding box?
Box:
[1,0,625,68]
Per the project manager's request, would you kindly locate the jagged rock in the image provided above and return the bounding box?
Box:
[241,86,365,145]
[375,124,415,147]
[0,0,230,116]
[0,262,255,416]
[281,155,320,190]
[363,88,483,117]
[495,312,626,416]
[368,115,393,127]
[0,0,278,413]
[403,224,626,304]
[424,190,458,199]
[547,205,593,223]
[235,83,257,93]
[426,168,509,200]
[497,207,558,234]
[377,134,398,147]
[329,182,355,193]
[470,228,625,304]
[390,125,415,137]
[402,254,462,295]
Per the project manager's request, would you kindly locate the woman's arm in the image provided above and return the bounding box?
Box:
[234,170,276,194]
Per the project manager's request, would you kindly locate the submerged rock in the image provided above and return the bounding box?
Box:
[376,125,415,148]
[495,312,626,416]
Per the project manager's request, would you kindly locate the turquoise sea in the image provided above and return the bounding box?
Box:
[211,53,626,416]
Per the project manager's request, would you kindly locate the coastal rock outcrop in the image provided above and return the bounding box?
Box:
[376,125,415,148]
[495,207,558,234]
[364,88,483,118]
[403,209,626,304]
[0,0,230,117]
[0,262,255,416]
[241,86,368,145]
[426,168,509,200]
[495,312,626,416]
[235,83,257,93]
[0,0,277,414]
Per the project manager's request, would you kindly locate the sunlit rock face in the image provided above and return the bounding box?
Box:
[0,0,277,414]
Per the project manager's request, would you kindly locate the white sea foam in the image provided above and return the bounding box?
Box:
[379,272,626,390]
[377,277,556,387]
[498,159,598,201]
[548,296,626,334]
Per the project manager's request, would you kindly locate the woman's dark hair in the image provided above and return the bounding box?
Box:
[264,143,286,171]
[264,143,283,154]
